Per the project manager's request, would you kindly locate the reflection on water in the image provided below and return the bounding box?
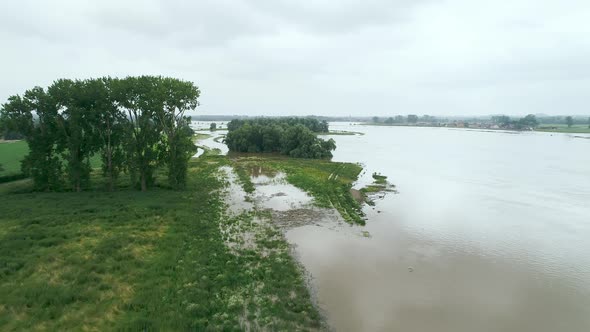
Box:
[291,124,590,331]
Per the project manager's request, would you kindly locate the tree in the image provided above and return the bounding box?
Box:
[87,77,126,191]
[210,122,217,131]
[372,116,379,123]
[50,79,102,192]
[384,117,394,124]
[394,115,405,123]
[112,76,163,191]
[517,114,539,129]
[153,77,200,190]
[588,117,590,129]
[492,115,511,127]
[565,116,574,128]
[2,88,64,191]
[407,114,418,124]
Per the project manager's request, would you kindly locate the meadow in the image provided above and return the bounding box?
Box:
[0,140,28,176]
[0,155,323,330]
[536,124,590,134]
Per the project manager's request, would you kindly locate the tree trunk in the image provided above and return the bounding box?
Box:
[140,172,147,192]
[107,147,113,192]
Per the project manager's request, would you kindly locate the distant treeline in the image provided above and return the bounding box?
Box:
[370,114,589,128]
[0,76,199,192]
[224,118,336,158]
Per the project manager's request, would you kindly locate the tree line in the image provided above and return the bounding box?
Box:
[227,117,329,133]
[0,76,199,192]
[224,118,336,158]
[490,114,539,129]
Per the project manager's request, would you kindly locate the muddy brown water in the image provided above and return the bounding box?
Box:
[306,124,590,331]
[198,121,590,331]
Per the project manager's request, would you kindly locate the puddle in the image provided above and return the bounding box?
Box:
[219,166,253,216]
[253,173,313,211]
[192,147,204,158]
[201,132,229,154]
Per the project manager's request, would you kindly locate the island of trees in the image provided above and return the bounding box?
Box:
[224,118,336,158]
[0,76,199,192]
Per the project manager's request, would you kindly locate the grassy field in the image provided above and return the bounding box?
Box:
[536,124,590,134]
[0,155,323,330]
[0,141,28,176]
[0,140,103,178]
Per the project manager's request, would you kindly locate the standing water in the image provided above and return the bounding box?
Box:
[286,124,590,331]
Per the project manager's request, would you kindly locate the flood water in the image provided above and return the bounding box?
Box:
[286,124,590,331]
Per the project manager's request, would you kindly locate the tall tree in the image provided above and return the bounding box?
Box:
[407,114,418,124]
[154,77,200,189]
[2,88,64,190]
[565,116,574,128]
[112,76,162,191]
[88,78,127,191]
[50,79,101,192]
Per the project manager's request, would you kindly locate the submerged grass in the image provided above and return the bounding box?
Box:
[231,156,365,225]
[0,155,322,330]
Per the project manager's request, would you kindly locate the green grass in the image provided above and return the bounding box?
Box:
[193,133,212,142]
[0,156,322,330]
[371,173,387,185]
[0,141,102,180]
[536,124,590,134]
[0,141,28,176]
[231,156,365,225]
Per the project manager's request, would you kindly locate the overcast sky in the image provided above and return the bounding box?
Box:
[1,0,589,117]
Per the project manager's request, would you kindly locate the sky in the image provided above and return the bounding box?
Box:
[1,0,589,117]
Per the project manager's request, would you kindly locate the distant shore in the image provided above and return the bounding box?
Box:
[360,122,590,134]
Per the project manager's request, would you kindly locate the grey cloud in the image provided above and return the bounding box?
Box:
[1,0,589,116]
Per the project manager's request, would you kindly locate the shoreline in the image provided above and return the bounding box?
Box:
[359,123,590,134]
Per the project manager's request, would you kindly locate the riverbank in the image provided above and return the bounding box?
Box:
[0,138,374,330]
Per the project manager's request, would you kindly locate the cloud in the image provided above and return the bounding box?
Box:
[1,0,589,116]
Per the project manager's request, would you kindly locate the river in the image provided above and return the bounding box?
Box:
[287,124,590,331]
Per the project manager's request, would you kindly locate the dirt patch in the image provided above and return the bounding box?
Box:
[350,189,364,203]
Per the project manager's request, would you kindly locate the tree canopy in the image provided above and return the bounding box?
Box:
[224,118,336,159]
[0,76,199,192]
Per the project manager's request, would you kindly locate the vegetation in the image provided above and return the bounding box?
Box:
[0,155,322,330]
[536,124,590,134]
[210,122,217,130]
[225,118,336,159]
[227,118,329,133]
[0,140,28,176]
[372,172,387,185]
[566,116,574,128]
[0,76,198,191]
[232,157,365,225]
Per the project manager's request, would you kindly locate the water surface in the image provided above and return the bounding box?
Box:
[288,124,590,331]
